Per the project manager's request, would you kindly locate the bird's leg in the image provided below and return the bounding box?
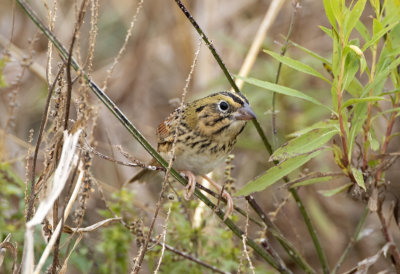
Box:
[180,170,197,200]
[201,175,233,220]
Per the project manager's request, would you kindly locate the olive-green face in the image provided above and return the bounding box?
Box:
[185,91,255,138]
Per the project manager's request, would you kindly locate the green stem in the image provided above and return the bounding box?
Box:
[290,189,329,274]
[331,205,369,274]
[16,1,288,272]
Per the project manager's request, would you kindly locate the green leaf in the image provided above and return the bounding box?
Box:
[323,0,337,30]
[272,128,338,161]
[290,40,331,64]
[235,150,323,196]
[344,0,367,41]
[362,55,400,97]
[330,0,344,28]
[346,78,364,97]
[355,21,371,42]
[343,49,362,90]
[362,21,400,51]
[291,176,333,188]
[342,96,385,109]
[237,76,334,112]
[264,50,331,83]
[351,167,366,190]
[348,102,368,160]
[368,129,380,151]
[319,183,353,197]
[287,120,339,138]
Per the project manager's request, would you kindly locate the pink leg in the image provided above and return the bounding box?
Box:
[180,170,197,200]
[202,175,233,220]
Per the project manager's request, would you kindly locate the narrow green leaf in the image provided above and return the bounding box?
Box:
[323,0,337,29]
[348,102,368,160]
[272,128,338,161]
[362,56,400,97]
[319,25,334,38]
[291,176,333,188]
[290,40,331,64]
[372,107,400,121]
[362,21,400,51]
[287,120,339,138]
[319,183,353,197]
[343,49,362,91]
[342,96,385,109]
[264,50,331,83]
[347,78,364,97]
[368,130,380,151]
[330,0,344,28]
[344,0,367,41]
[355,21,371,42]
[237,76,334,112]
[235,150,323,196]
[351,167,366,190]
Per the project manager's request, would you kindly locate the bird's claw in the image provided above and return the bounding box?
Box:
[221,191,233,221]
[180,171,196,200]
[202,175,234,220]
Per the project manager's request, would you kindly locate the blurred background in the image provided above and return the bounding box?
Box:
[1,0,399,273]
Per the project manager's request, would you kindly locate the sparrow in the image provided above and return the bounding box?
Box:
[129,91,256,219]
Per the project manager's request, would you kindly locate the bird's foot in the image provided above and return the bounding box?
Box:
[202,175,233,220]
[180,170,197,200]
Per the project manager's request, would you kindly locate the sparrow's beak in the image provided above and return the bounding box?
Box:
[234,103,256,120]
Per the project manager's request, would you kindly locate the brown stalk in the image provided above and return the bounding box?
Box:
[64,0,89,130]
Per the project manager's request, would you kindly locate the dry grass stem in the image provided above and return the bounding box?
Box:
[239,203,255,274]
[22,130,82,274]
[153,203,172,273]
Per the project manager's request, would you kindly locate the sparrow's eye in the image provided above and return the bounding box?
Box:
[218,101,229,112]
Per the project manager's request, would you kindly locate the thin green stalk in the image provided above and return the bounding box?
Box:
[290,189,329,274]
[15,1,288,272]
[331,205,369,274]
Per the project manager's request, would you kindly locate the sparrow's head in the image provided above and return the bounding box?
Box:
[185,91,256,140]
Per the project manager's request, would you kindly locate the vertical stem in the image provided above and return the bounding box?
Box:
[290,189,329,274]
[336,56,349,166]
[362,45,377,171]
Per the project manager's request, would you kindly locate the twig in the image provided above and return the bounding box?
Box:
[154,203,172,273]
[64,0,88,130]
[240,203,255,274]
